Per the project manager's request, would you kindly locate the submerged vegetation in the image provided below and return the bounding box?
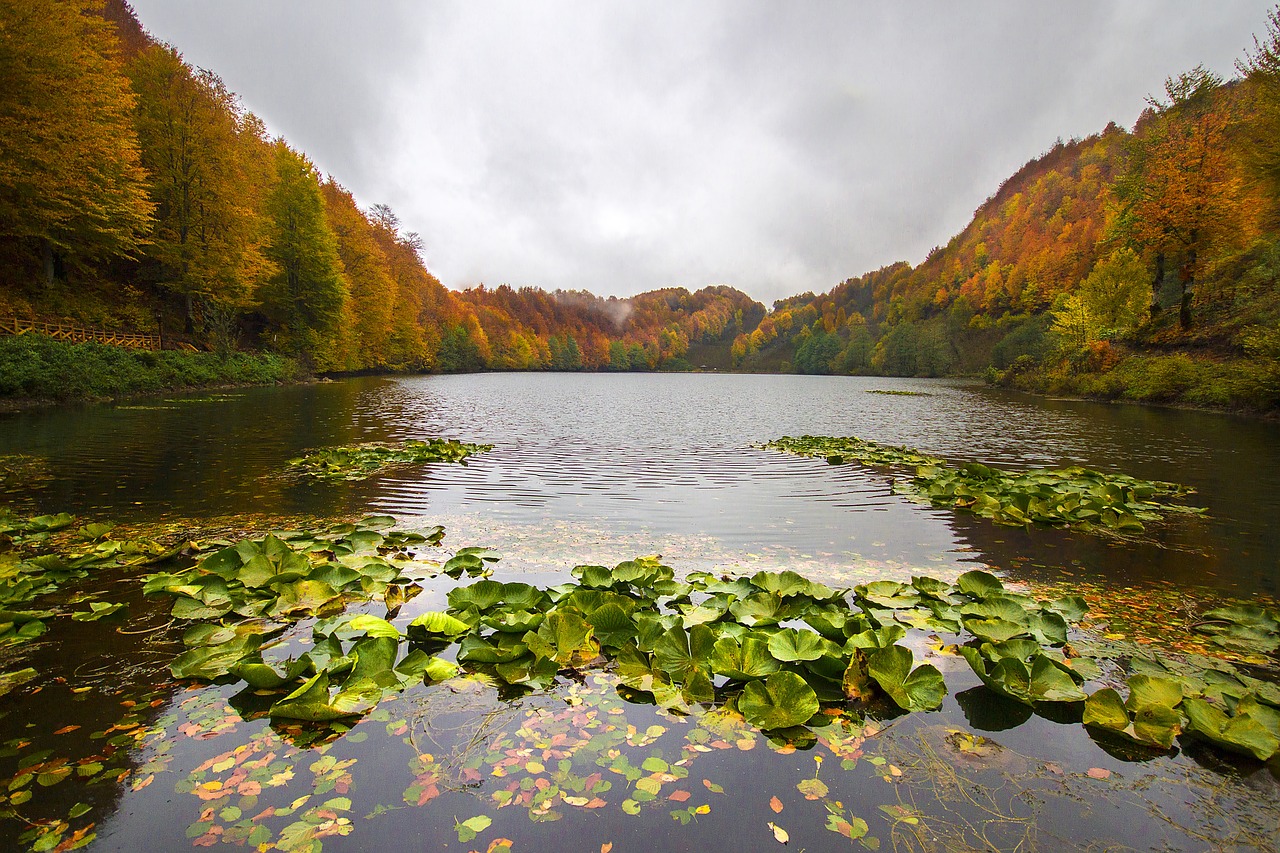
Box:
[286,439,493,482]
[765,434,1202,532]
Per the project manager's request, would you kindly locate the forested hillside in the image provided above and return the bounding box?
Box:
[732,17,1280,411]
[2,1,1279,412]
[0,0,763,377]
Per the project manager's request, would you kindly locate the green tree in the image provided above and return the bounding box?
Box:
[794,329,841,374]
[1079,248,1148,334]
[0,0,152,275]
[128,44,263,330]
[259,145,348,367]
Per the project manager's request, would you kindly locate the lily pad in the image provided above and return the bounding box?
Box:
[867,644,945,711]
[739,671,820,730]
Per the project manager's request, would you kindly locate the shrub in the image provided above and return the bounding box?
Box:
[0,336,298,401]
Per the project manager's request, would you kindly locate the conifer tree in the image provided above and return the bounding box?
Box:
[260,145,348,367]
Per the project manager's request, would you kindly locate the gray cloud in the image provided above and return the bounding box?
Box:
[129,1,1274,304]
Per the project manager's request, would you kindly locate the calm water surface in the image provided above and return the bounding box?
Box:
[1,373,1278,852]
[2,372,1276,595]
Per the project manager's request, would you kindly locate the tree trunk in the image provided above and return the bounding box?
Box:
[41,240,54,284]
[1149,251,1164,318]
[1180,237,1196,331]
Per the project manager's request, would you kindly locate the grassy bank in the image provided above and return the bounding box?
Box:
[0,335,299,404]
[995,345,1280,415]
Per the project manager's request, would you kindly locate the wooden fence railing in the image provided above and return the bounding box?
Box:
[0,317,161,350]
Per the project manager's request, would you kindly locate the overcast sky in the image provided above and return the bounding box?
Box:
[128,1,1275,305]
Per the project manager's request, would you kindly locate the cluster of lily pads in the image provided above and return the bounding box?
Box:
[144,533,1280,762]
[1083,648,1280,760]
[286,438,493,482]
[764,435,1202,531]
[142,516,459,623]
[0,515,182,651]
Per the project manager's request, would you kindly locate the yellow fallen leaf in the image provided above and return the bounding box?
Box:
[768,821,789,844]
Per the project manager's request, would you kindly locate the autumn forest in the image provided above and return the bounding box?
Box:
[3,1,1280,412]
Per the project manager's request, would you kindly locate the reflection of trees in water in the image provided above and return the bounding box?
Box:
[944,505,1233,593]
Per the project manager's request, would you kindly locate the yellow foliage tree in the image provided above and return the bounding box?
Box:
[0,0,152,275]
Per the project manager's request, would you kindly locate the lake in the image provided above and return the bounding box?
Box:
[0,373,1277,851]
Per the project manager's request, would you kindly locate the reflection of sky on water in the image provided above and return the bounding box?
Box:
[0,372,1277,595]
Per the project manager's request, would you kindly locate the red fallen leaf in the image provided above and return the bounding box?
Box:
[417,783,440,806]
[534,778,551,791]
[769,796,784,813]
[1086,767,1112,780]
[250,808,276,821]
[199,808,215,822]
[583,772,603,791]
[668,790,691,802]
[585,798,608,809]
[54,725,80,735]
[710,740,733,750]
[602,844,614,853]
[461,768,482,783]
[193,833,220,848]
[237,781,262,796]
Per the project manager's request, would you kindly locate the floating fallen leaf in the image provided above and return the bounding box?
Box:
[769,796,784,813]
[601,845,613,853]
[1087,767,1112,780]
[768,821,789,844]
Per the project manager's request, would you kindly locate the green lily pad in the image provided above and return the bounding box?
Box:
[767,628,839,662]
[867,644,945,711]
[171,633,261,681]
[711,635,780,681]
[70,601,126,621]
[448,580,507,612]
[1083,674,1184,749]
[740,671,820,730]
[268,673,359,721]
[524,611,599,666]
[407,611,472,640]
[1182,696,1280,760]
[961,645,1087,706]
